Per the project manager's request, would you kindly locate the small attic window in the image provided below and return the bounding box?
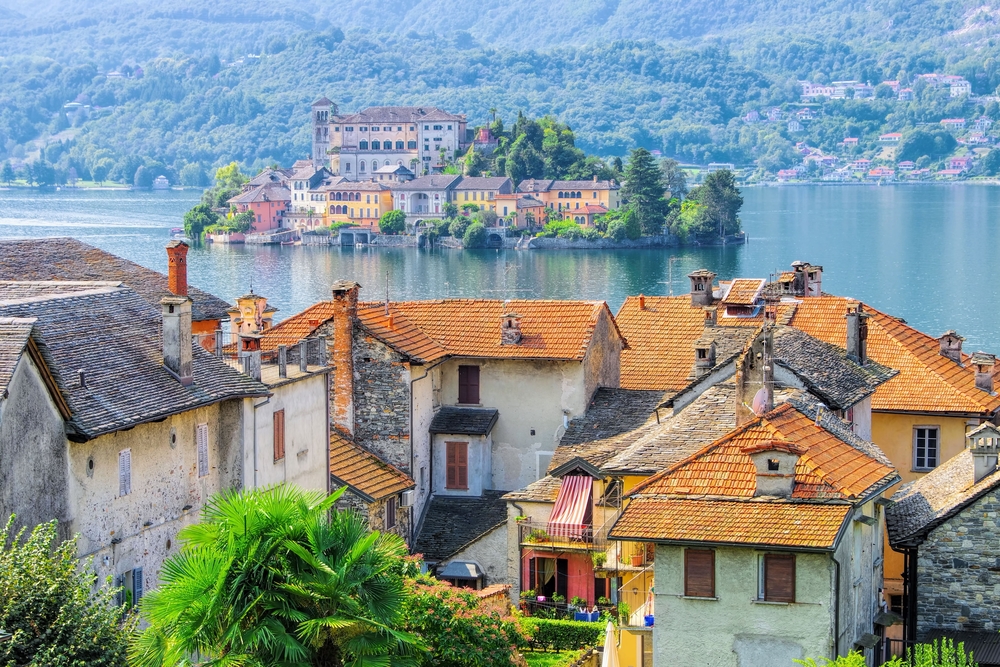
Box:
[767,459,780,472]
[697,348,708,359]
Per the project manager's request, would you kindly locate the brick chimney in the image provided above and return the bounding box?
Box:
[938,330,964,363]
[968,424,1000,483]
[743,439,805,498]
[845,302,870,365]
[161,296,193,386]
[501,313,522,345]
[971,352,996,394]
[331,280,360,434]
[166,240,189,296]
[687,269,716,307]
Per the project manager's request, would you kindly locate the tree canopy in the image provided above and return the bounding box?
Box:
[379,209,407,235]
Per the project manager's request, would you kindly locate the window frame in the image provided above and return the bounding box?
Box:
[273,409,286,461]
[759,553,796,603]
[196,423,209,478]
[457,364,481,405]
[913,425,940,471]
[385,495,398,529]
[445,441,469,490]
[119,448,132,497]
[683,548,716,598]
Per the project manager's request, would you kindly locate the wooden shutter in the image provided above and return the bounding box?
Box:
[684,549,715,598]
[458,365,480,404]
[273,409,285,461]
[196,423,209,478]
[528,557,537,592]
[132,567,143,605]
[446,442,458,488]
[457,443,468,489]
[119,449,131,497]
[385,496,397,530]
[764,554,796,602]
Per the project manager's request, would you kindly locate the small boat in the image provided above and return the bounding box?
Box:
[280,240,301,246]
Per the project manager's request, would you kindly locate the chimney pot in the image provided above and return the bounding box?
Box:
[968,423,1000,483]
[638,294,645,310]
[161,296,194,386]
[501,313,523,345]
[704,306,718,327]
[938,330,965,363]
[78,369,86,389]
[165,240,189,296]
[971,351,996,393]
[845,302,869,365]
[687,269,717,307]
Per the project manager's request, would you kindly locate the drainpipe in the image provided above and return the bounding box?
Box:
[512,501,526,599]
[251,397,271,488]
[833,555,841,659]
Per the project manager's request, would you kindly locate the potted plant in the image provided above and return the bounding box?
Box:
[630,544,645,567]
[617,601,631,626]
[527,528,551,543]
[591,551,607,568]
[520,589,535,600]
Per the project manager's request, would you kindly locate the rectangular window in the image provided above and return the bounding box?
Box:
[458,365,480,404]
[346,126,354,131]
[684,549,715,598]
[446,441,469,489]
[273,409,285,461]
[761,554,796,602]
[196,423,209,477]
[385,495,398,529]
[119,449,131,496]
[914,427,939,470]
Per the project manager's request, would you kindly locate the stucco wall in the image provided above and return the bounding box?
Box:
[246,373,329,492]
[435,357,588,491]
[652,545,835,667]
[582,309,621,403]
[441,523,507,586]
[917,490,1000,635]
[0,354,71,540]
[431,433,491,496]
[66,400,243,590]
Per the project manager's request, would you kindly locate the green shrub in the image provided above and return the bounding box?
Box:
[379,209,406,235]
[581,227,602,241]
[449,216,472,238]
[463,221,488,248]
[797,640,977,667]
[520,619,603,652]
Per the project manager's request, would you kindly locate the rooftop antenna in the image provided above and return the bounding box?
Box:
[249,275,254,295]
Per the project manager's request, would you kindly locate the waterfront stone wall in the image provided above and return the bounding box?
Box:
[527,234,679,249]
[917,491,1000,635]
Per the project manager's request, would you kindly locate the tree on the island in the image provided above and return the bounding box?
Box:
[463,147,489,176]
[463,221,488,248]
[133,165,153,189]
[448,215,472,239]
[182,203,219,239]
[603,207,641,241]
[178,163,207,187]
[202,161,249,209]
[379,209,407,235]
[621,148,669,235]
[28,160,56,187]
[129,485,423,667]
[504,134,545,184]
[229,209,256,233]
[442,201,459,219]
[1,162,15,185]
[659,158,688,200]
[689,169,743,238]
[0,517,131,667]
[474,208,498,227]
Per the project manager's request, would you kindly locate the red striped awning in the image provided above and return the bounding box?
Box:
[548,475,594,540]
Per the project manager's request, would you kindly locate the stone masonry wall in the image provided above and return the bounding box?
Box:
[330,482,411,543]
[351,327,412,472]
[917,491,1000,635]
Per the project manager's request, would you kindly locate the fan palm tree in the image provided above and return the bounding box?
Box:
[129,484,422,667]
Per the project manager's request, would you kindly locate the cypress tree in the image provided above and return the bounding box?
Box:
[621,148,669,235]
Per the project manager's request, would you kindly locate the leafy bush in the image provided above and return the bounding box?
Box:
[449,216,472,238]
[463,221,488,248]
[0,517,131,667]
[581,227,602,241]
[183,203,219,239]
[797,640,977,667]
[520,619,603,652]
[379,209,407,235]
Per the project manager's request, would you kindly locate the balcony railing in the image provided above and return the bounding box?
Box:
[518,511,619,552]
[196,331,329,384]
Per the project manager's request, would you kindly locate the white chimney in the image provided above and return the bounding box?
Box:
[967,423,1000,483]
[743,439,805,498]
[971,352,996,393]
[938,330,964,363]
[161,296,193,386]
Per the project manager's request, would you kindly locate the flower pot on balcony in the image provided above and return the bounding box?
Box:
[644,615,654,627]
[630,554,644,567]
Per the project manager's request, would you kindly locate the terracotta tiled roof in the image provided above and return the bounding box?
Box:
[329,431,414,502]
[259,301,337,351]
[721,279,766,306]
[609,498,851,549]
[789,297,1000,415]
[356,305,448,362]
[628,402,897,501]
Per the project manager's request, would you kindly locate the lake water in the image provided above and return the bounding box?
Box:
[0,184,997,349]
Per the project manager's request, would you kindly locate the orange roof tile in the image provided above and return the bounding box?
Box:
[789,297,1000,415]
[329,431,414,501]
[610,498,850,549]
[357,305,448,362]
[721,278,766,306]
[629,402,897,500]
[259,301,336,351]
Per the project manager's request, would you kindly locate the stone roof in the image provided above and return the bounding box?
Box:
[502,475,562,503]
[392,175,463,191]
[428,406,499,435]
[0,286,267,440]
[334,106,464,124]
[329,431,414,502]
[312,96,334,107]
[228,182,291,204]
[452,176,512,191]
[0,238,231,323]
[413,490,508,561]
[244,167,292,188]
[0,317,37,397]
[885,449,1000,548]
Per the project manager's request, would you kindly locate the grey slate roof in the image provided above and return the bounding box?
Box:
[0,317,37,397]
[550,388,666,470]
[503,475,562,503]
[334,106,464,124]
[414,490,508,561]
[885,449,1000,548]
[0,286,267,440]
[773,326,897,410]
[927,631,1000,666]
[0,238,231,322]
[452,176,512,191]
[228,183,290,204]
[392,175,463,190]
[429,406,499,435]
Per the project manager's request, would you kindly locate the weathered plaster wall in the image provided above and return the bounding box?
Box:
[582,308,621,403]
[66,400,243,590]
[431,433,491,496]
[410,367,434,527]
[652,544,835,667]
[435,357,588,491]
[441,523,507,586]
[331,483,412,544]
[917,490,1000,635]
[247,373,329,492]
[0,354,71,540]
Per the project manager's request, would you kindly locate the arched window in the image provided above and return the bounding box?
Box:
[355,193,361,201]
[360,161,366,173]
[396,141,404,149]
[335,192,342,201]
[576,191,582,198]
[371,141,380,150]
[330,205,335,214]
[397,160,403,165]
[558,192,564,198]
[359,141,368,150]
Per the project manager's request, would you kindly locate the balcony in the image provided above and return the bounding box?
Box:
[197,332,329,386]
[518,512,619,553]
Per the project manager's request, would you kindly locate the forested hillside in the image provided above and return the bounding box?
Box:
[2,0,1000,181]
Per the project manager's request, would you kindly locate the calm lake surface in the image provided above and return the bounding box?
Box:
[0,184,997,348]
